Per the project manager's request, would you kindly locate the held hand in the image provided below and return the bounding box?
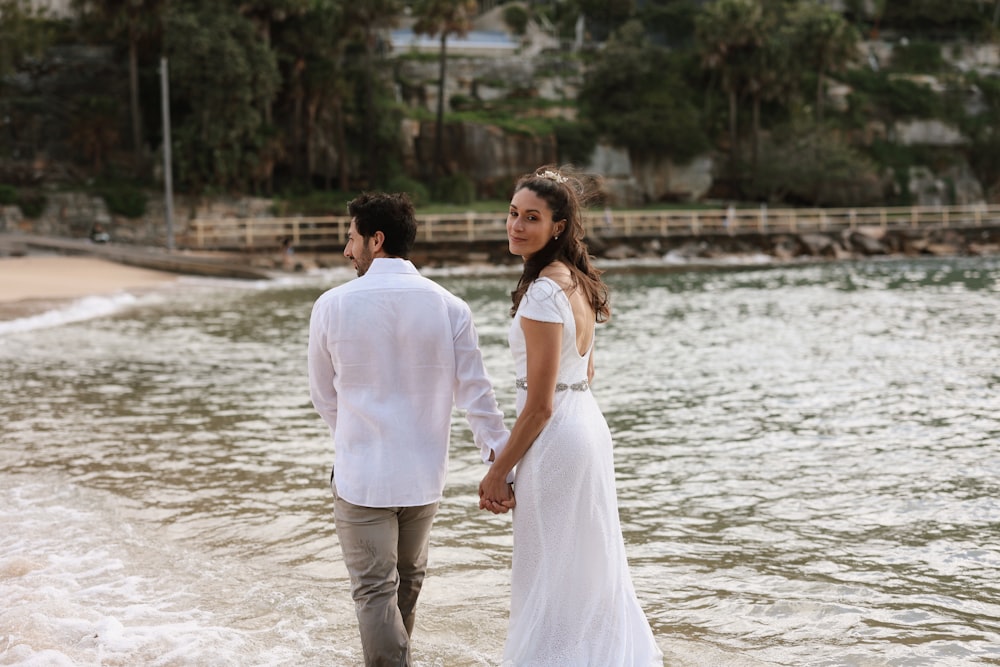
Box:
[479,483,515,514]
[479,471,516,514]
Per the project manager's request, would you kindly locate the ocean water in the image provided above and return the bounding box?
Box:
[1,256,998,666]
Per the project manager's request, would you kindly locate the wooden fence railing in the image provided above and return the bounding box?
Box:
[186,203,1000,251]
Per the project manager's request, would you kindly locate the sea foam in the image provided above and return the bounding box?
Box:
[0,293,142,335]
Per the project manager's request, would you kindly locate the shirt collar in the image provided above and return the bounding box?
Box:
[366,257,419,276]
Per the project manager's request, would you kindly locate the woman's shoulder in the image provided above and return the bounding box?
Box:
[537,262,573,291]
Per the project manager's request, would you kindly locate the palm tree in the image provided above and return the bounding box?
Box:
[695,0,766,182]
[789,1,860,124]
[274,0,353,190]
[412,0,477,178]
[236,0,309,125]
[343,0,402,188]
[72,0,168,173]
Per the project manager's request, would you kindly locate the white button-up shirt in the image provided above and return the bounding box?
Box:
[308,258,509,507]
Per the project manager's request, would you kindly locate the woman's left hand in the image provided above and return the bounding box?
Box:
[479,472,515,514]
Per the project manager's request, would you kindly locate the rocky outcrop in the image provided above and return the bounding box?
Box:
[394,52,583,114]
[906,161,985,207]
[586,144,714,206]
[891,119,967,147]
[590,225,1000,266]
[401,119,558,197]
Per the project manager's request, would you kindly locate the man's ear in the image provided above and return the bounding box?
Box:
[372,230,385,252]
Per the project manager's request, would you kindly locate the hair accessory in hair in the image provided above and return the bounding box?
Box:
[538,169,568,184]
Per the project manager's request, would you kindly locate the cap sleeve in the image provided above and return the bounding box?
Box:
[517,278,565,324]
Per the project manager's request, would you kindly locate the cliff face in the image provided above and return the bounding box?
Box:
[392,33,998,206]
[400,119,558,198]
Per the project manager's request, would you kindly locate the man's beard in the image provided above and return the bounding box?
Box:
[355,242,374,276]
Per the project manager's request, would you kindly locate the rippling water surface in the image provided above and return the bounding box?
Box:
[1,257,999,666]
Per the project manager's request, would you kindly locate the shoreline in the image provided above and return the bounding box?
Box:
[0,255,179,322]
[3,243,998,326]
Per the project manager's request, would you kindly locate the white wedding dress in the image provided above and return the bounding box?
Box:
[503,278,663,667]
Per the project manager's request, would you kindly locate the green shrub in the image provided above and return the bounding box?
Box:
[891,39,946,73]
[99,184,147,218]
[431,174,476,205]
[845,69,942,119]
[17,191,47,218]
[503,4,529,36]
[553,119,598,166]
[449,93,474,112]
[885,77,942,117]
[0,184,17,205]
[384,175,430,207]
[748,125,884,206]
[273,190,357,216]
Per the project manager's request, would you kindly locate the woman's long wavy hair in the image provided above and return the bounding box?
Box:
[509,165,611,323]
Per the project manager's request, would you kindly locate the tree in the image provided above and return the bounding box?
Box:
[67,94,119,173]
[341,0,402,188]
[235,0,311,194]
[273,0,354,190]
[789,1,860,123]
[0,0,52,78]
[575,0,636,42]
[163,2,280,193]
[639,0,701,47]
[72,0,168,172]
[411,0,477,178]
[235,0,310,185]
[579,21,707,165]
[695,0,766,180]
[749,122,882,206]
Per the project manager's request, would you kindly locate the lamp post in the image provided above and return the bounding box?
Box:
[160,56,175,252]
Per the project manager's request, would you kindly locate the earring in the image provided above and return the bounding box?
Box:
[554,235,559,240]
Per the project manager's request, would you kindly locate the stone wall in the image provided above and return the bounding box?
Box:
[4,191,278,246]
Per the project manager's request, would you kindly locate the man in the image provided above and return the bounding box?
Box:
[308,192,512,666]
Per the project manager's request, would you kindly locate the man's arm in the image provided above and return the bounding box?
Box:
[307,302,338,431]
[451,306,510,464]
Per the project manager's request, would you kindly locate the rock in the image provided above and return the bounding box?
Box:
[603,244,639,260]
[0,205,23,232]
[924,243,963,256]
[940,161,985,205]
[798,233,839,257]
[585,144,714,206]
[584,234,608,255]
[632,154,715,204]
[403,120,557,197]
[892,119,968,147]
[848,230,888,255]
[969,243,1000,256]
[902,237,930,255]
[853,225,888,241]
[771,235,801,260]
[642,239,663,254]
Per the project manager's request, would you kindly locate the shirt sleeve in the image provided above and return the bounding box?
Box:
[307,297,338,434]
[450,301,510,465]
[518,278,564,323]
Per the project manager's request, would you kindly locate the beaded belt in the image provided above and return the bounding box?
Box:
[515,377,589,392]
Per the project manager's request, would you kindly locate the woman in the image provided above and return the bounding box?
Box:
[479,166,663,666]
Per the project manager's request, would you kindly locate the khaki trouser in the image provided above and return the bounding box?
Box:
[333,483,438,667]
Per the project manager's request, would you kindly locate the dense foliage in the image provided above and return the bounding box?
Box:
[0,0,998,207]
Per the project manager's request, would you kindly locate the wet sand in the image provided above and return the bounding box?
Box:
[0,255,178,320]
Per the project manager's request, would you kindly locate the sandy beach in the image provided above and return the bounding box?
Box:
[0,255,178,320]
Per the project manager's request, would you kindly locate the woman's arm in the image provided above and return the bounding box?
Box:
[479,317,562,509]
